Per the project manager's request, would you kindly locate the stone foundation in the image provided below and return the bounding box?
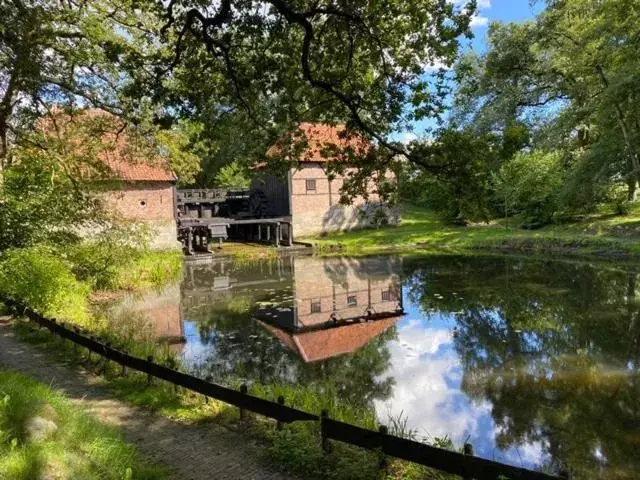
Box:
[145,220,181,251]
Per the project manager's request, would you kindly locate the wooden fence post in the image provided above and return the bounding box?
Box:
[239,384,248,420]
[463,443,474,480]
[146,356,154,386]
[321,410,331,453]
[378,425,388,468]
[101,343,111,375]
[87,336,95,364]
[276,395,285,430]
[72,327,79,356]
[59,321,67,350]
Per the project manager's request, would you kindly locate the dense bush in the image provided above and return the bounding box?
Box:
[110,250,183,291]
[493,150,566,227]
[214,161,251,189]
[64,224,147,290]
[401,130,499,224]
[0,245,90,324]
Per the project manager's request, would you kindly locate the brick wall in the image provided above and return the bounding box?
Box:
[102,181,180,250]
[103,182,176,221]
[289,164,399,237]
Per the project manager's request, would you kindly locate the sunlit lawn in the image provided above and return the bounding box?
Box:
[307,204,640,256]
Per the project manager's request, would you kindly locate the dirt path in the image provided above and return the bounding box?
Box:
[0,321,295,480]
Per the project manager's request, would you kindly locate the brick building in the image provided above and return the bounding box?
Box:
[100,159,179,251]
[42,109,180,250]
[256,123,399,238]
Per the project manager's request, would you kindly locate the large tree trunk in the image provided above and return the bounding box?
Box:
[627,155,639,201]
[0,113,9,186]
[0,68,17,186]
[628,178,638,202]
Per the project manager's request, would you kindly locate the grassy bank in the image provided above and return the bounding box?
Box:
[0,369,166,480]
[306,205,640,259]
[214,241,281,261]
[9,320,455,480]
[0,245,184,362]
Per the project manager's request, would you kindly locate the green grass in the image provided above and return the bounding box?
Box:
[107,250,183,292]
[215,241,281,261]
[0,369,167,480]
[306,204,640,258]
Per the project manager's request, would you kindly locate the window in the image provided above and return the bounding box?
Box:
[382,288,398,302]
[306,179,317,192]
[310,299,322,313]
[139,200,147,207]
[347,295,357,306]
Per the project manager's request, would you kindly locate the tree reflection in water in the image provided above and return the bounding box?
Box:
[405,256,640,479]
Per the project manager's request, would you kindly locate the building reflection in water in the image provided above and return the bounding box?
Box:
[104,283,186,355]
[106,255,405,363]
[180,255,405,362]
[255,255,404,362]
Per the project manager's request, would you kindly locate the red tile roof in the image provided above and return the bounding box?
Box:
[266,122,371,163]
[41,109,177,183]
[100,153,177,182]
[259,316,399,363]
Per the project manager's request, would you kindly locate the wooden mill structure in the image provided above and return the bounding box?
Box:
[176,188,294,254]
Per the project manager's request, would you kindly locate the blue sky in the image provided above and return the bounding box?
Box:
[466,0,541,54]
[396,0,541,142]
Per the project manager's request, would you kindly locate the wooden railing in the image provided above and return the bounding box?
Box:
[176,188,250,204]
[0,295,567,480]
[176,188,229,203]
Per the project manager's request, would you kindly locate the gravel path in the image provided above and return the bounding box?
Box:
[0,320,294,480]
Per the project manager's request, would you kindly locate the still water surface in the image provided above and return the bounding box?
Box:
[109,254,640,478]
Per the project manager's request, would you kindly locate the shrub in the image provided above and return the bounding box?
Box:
[63,223,181,291]
[404,130,498,224]
[493,150,566,227]
[0,245,90,324]
[64,226,144,290]
[607,184,633,215]
[110,250,183,291]
[370,207,390,228]
[66,240,139,290]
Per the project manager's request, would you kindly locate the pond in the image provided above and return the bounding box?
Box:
[107,253,640,478]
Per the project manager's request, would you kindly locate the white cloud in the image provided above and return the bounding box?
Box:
[401,132,417,144]
[470,15,490,28]
[449,0,491,9]
[374,317,549,469]
[374,321,492,443]
[449,0,491,28]
[423,58,453,71]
